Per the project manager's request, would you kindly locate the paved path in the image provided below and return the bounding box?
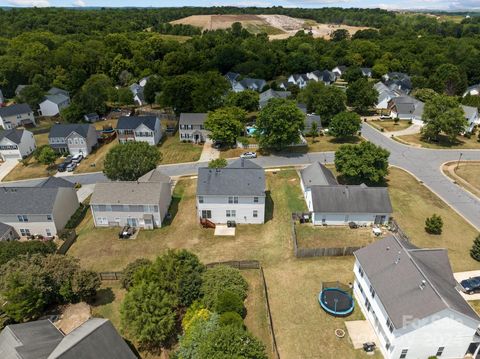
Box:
[2,123,480,229]
[198,139,220,162]
[0,160,19,181]
[383,123,422,137]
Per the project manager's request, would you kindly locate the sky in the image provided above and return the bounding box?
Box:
[1,0,480,11]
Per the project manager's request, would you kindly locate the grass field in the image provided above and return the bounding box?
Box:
[295,225,378,248]
[455,162,480,192]
[398,133,480,149]
[158,136,203,164]
[306,134,363,152]
[369,120,412,132]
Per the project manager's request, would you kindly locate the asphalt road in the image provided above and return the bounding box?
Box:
[3,124,480,229]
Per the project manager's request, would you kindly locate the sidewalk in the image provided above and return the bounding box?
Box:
[384,124,422,137]
[198,139,220,162]
[0,160,18,181]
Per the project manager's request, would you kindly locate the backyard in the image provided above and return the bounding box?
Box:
[295,225,380,249]
[397,132,480,149]
[68,167,479,358]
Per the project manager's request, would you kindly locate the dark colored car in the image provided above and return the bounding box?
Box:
[57,162,68,172]
[348,222,358,229]
[460,277,480,294]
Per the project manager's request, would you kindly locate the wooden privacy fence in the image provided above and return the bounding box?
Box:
[205,259,260,269]
[260,267,281,359]
[56,229,77,255]
[99,272,123,281]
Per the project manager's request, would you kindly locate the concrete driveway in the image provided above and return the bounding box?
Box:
[198,139,220,162]
[454,270,480,301]
[0,159,19,181]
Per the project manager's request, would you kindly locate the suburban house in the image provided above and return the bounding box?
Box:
[259,89,291,109]
[38,87,70,117]
[0,222,18,241]
[84,113,100,123]
[288,74,310,89]
[0,129,36,161]
[0,104,35,130]
[225,72,240,86]
[306,70,337,85]
[116,116,161,145]
[463,104,480,132]
[374,82,399,112]
[232,78,267,93]
[354,236,480,359]
[0,318,137,359]
[304,114,322,134]
[0,184,79,238]
[90,170,171,229]
[179,113,209,143]
[382,72,412,94]
[49,123,98,156]
[387,96,425,123]
[300,162,392,226]
[332,65,348,78]
[361,67,373,78]
[196,158,266,224]
[463,84,480,97]
[130,83,145,106]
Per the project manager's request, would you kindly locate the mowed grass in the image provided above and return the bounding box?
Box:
[398,133,480,149]
[369,120,412,132]
[455,162,480,192]
[387,167,479,272]
[306,134,363,152]
[296,225,378,248]
[75,139,117,174]
[158,136,203,164]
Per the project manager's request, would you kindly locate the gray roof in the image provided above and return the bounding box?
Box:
[117,116,158,131]
[0,129,24,144]
[237,78,266,91]
[0,222,15,237]
[305,114,322,131]
[361,67,372,76]
[91,181,170,205]
[38,177,75,189]
[47,318,136,359]
[0,320,63,359]
[390,96,424,118]
[259,89,291,107]
[310,184,392,214]
[464,84,480,97]
[297,103,307,114]
[355,236,480,329]
[49,124,91,139]
[138,168,171,183]
[0,187,65,214]
[43,94,69,106]
[0,104,32,118]
[179,113,207,126]
[300,162,338,188]
[462,104,478,121]
[322,70,336,83]
[47,87,69,97]
[225,72,240,83]
[197,158,265,196]
[383,72,412,92]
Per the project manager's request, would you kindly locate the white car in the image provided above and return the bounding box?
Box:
[71,154,84,163]
[66,162,77,172]
[240,152,257,159]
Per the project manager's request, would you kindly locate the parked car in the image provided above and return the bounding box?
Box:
[71,154,83,163]
[460,277,480,294]
[66,162,76,172]
[63,155,73,164]
[240,151,257,159]
[380,115,391,120]
[57,162,68,172]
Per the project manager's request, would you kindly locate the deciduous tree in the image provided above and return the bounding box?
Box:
[346,78,378,114]
[328,112,361,138]
[204,107,246,146]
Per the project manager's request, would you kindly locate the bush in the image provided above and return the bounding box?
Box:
[214,290,245,317]
[219,311,244,328]
[65,203,89,229]
[201,266,248,310]
[470,235,480,262]
[208,158,227,168]
[0,240,57,266]
[425,214,443,235]
[71,270,101,302]
[122,258,152,290]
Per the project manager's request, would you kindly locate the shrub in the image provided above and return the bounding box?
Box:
[122,258,152,290]
[208,158,228,168]
[65,203,89,229]
[214,290,245,317]
[0,240,56,266]
[201,266,248,310]
[71,270,101,302]
[470,235,480,262]
[219,311,244,328]
[425,214,443,235]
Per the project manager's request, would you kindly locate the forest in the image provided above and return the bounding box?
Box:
[0,7,480,117]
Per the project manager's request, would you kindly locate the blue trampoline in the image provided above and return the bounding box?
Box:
[318,288,354,317]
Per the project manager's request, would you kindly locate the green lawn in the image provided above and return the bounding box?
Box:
[158,136,203,164]
[295,225,379,248]
[398,133,480,149]
[369,120,412,132]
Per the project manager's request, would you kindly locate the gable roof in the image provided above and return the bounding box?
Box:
[42,93,69,106]
[310,184,392,214]
[138,168,171,183]
[361,67,372,76]
[0,222,14,237]
[117,116,158,131]
[462,104,478,121]
[179,113,207,126]
[49,124,91,139]
[225,72,240,83]
[48,87,69,97]
[0,104,32,118]
[197,159,265,196]
[0,129,25,144]
[322,70,336,83]
[38,176,75,189]
[259,89,291,106]
[237,78,266,91]
[355,236,480,329]
[91,181,170,205]
[300,162,338,188]
[0,187,68,215]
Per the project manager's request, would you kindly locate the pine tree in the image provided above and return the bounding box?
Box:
[470,235,480,262]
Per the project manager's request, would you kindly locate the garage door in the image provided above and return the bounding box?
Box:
[1,153,20,160]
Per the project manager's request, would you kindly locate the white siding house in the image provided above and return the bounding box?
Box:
[196,159,266,224]
[38,88,70,117]
[48,123,98,156]
[0,104,35,130]
[0,129,36,161]
[354,236,480,359]
[116,116,161,145]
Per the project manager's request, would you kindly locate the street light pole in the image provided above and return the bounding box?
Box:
[456,152,463,170]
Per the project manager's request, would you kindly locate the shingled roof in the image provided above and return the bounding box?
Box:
[0,104,32,118]
[49,124,91,139]
[0,129,25,144]
[300,162,338,188]
[117,116,158,131]
[355,236,480,329]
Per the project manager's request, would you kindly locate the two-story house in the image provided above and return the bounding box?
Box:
[0,185,79,238]
[287,74,310,89]
[196,158,266,224]
[179,113,209,143]
[90,169,171,229]
[232,78,267,93]
[38,87,70,117]
[0,104,35,130]
[48,123,98,156]
[116,116,161,145]
[354,236,480,359]
[0,129,36,161]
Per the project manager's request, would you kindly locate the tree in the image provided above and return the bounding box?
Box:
[470,235,480,262]
[103,142,160,181]
[208,158,228,168]
[297,81,324,113]
[422,95,467,142]
[204,107,246,146]
[347,78,378,114]
[314,86,347,126]
[411,88,438,103]
[219,311,244,328]
[121,281,178,348]
[177,310,220,359]
[114,87,134,105]
[37,146,57,167]
[255,98,305,151]
[192,71,230,112]
[60,102,84,123]
[143,75,162,104]
[309,121,319,142]
[214,290,244,317]
[425,214,443,235]
[71,270,101,301]
[0,240,56,266]
[343,67,363,83]
[225,90,259,112]
[328,112,361,138]
[201,265,248,310]
[331,29,350,42]
[74,74,114,115]
[122,258,152,290]
[159,74,197,114]
[335,141,390,184]
[16,84,44,109]
[431,63,467,96]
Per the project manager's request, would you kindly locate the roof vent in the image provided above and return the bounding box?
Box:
[419,280,427,290]
[386,246,390,251]
[394,251,401,265]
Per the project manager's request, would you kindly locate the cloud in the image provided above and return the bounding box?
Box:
[73,0,86,6]
[7,0,50,6]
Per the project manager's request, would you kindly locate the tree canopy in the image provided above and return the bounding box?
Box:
[328,111,361,138]
[204,107,246,146]
[346,78,378,114]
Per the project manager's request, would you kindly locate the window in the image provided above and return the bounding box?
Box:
[201,210,211,219]
[20,229,31,236]
[226,210,236,218]
[386,318,394,333]
[17,215,28,222]
[233,196,238,204]
[47,215,52,221]
[400,349,408,359]
[46,229,52,237]
[228,196,238,204]
[369,285,376,299]
[436,347,444,357]
[344,215,349,222]
[358,265,364,278]
[254,196,259,203]
[385,341,391,351]
[253,210,258,218]
[199,196,204,204]
[364,298,371,312]
[97,217,108,225]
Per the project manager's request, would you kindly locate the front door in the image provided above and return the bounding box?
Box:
[374,215,385,225]
[127,218,138,227]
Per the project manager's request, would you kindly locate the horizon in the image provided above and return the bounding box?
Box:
[1,1,480,12]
